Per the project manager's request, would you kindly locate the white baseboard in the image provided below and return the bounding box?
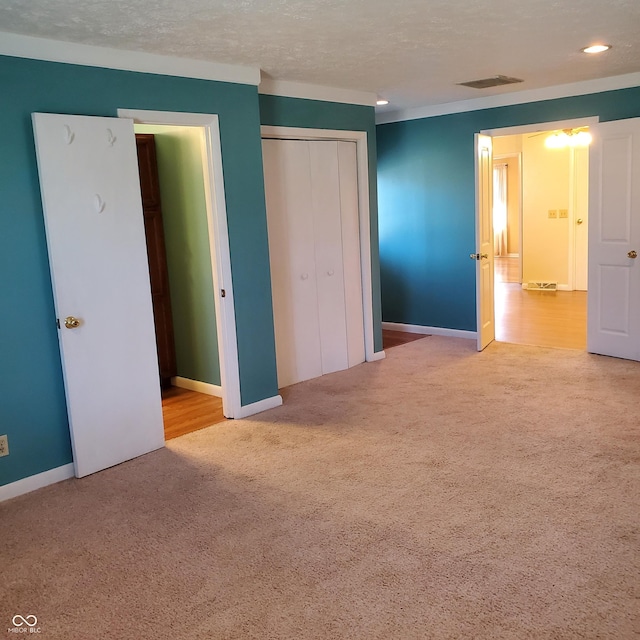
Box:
[171,376,222,398]
[368,351,386,362]
[382,321,477,340]
[0,463,75,503]
[235,394,283,419]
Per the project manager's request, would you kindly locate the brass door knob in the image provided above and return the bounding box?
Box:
[628,250,638,259]
[64,316,81,329]
[577,218,583,225]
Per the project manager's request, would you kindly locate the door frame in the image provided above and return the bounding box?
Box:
[476,116,599,342]
[260,126,378,363]
[493,152,523,283]
[119,109,242,419]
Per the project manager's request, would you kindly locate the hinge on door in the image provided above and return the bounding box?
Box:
[221,289,226,298]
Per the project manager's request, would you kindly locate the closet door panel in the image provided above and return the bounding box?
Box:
[338,141,366,367]
[263,140,322,387]
[309,141,349,375]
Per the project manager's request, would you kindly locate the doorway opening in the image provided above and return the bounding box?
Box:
[120,109,244,434]
[484,118,595,350]
[134,125,226,439]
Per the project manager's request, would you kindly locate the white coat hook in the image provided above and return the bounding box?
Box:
[94,194,106,213]
[106,128,117,147]
[63,125,75,145]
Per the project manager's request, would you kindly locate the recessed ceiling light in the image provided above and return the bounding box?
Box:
[376,99,389,106]
[581,44,612,54]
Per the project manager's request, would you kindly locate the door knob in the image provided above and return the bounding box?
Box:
[64,316,81,329]
[628,250,638,259]
[470,253,488,261]
[577,218,583,225]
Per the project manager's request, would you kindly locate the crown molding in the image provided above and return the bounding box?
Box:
[259,76,377,106]
[0,31,261,85]
[376,72,640,124]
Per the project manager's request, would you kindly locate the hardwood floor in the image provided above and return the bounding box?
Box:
[495,256,520,283]
[382,329,429,350]
[495,282,587,350]
[162,386,226,440]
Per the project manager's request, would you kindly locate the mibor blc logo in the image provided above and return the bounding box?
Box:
[8,615,41,634]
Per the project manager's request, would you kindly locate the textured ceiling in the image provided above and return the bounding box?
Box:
[1,0,639,112]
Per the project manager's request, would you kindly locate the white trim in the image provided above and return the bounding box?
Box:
[171,377,222,398]
[382,321,477,339]
[0,463,74,503]
[259,77,376,106]
[260,125,377,364]
[368,351,386,361]
[118,109,242,419]
[481,116,599,138]
[234,395,283,419]
[376,72,640,124]
[0,31,260,86]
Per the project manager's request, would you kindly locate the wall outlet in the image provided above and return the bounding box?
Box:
[559,209,568,218]
[548,209,557,218]
[0,435,8,457]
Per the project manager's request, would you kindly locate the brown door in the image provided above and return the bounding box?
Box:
[135,134,177,386]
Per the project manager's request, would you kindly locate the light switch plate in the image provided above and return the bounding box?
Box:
[559,209,568,218]
[548,209,557,218]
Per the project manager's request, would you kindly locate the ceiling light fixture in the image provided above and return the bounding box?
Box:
[376,99,389,106]
[581,44,612,54]
[545,128,592,149]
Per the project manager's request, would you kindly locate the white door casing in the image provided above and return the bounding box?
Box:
[261,126,378,365]
[475,133,495,351]
[32,113,164,478]
[587,118,640,361]
[117,109,252,418]
[572,145,589,291]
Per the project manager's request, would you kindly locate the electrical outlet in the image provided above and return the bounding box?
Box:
[0,435,8,457]
[548,209,557,218]
[559,209,568,218]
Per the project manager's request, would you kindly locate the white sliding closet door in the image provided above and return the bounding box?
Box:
[263,138,365,388]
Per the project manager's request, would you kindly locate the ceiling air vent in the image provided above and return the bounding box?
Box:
[458,75,524,89]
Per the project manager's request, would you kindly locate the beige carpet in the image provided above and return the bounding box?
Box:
[2,337,639,639]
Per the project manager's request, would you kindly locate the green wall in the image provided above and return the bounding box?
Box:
[136,124,221,386]
[377,86,640,331]
[259,94,383,353]
[0,54,278,487]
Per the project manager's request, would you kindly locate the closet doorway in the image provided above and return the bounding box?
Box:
[261,127,377,388]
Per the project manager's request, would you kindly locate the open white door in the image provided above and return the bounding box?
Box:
[33,113,165,478]
[587,118,640,361]
[474,133,495,351]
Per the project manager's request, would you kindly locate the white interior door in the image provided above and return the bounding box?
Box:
[263,138,365,387]
[587,118,640,361]
[33,113,165,478]
[475,134,495,350]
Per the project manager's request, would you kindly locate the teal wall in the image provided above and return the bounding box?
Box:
[377,86,640,331]
[136,124,221,386]
[0,54,278,487]
[259,94,383,352]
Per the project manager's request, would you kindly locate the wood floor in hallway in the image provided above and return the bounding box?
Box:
[495,282,587,350]
[162,386,226,440]
[493,256,587,349]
